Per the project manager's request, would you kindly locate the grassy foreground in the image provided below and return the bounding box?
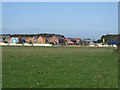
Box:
[2,46,118,88]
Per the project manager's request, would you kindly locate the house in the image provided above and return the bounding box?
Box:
[25,37,34,43]
[19,36,26,43]
[101,34,120,45]
[33,36,38,43]
[68,38,76,44]
[107,35,120,45]
[0,34,10,43]
[46,36,50,43]
[8,37,12,43]
[75,38,81,44]
[49,36,65,44]
[0,34,2,42]
[67,38,81,45]
[65,38,74,45]
[9,37,19,43]
[82,39,91,45]
[37,36,46,44]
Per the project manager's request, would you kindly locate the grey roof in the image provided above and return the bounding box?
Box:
[54,36,65,39]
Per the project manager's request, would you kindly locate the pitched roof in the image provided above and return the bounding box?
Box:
[75,38,81,40]
[68,38,76,41]
[54,35,65,39]
[38,36,46,39]
[65,38,74,43]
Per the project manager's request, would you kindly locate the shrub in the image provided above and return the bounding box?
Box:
[4,41,8,43]
[49,42,54,45]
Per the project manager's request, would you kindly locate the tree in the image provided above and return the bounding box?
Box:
[97,39,102,43]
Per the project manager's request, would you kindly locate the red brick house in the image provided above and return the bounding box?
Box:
[65,38,74,45]
[68,38,81,45]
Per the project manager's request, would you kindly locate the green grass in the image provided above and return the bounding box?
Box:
[2,46,118,88]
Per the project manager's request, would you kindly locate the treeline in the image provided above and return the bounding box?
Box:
[6,33,65,38]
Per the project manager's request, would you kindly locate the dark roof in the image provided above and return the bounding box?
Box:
[54,36,65,39]
[68,38,76,41]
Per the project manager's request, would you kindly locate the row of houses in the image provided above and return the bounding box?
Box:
[0,34,81,45]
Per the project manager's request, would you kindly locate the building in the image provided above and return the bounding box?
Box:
[9,37,19,43]
[33,36,38,43]
[101,34,120,45]
[0,34,10,43]
[65,38,74,45]
[49,36,65,44]
[68,38,81,45]
[19,36,26,43]
[25,37,34,43]
[37,36,46,44]
[75,38,81,44]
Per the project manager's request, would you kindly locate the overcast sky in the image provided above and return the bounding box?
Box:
[2,2,118,40]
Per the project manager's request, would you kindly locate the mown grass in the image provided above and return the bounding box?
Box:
[2,46,118,88]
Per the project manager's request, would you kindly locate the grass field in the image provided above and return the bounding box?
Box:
[2,46,118,88]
